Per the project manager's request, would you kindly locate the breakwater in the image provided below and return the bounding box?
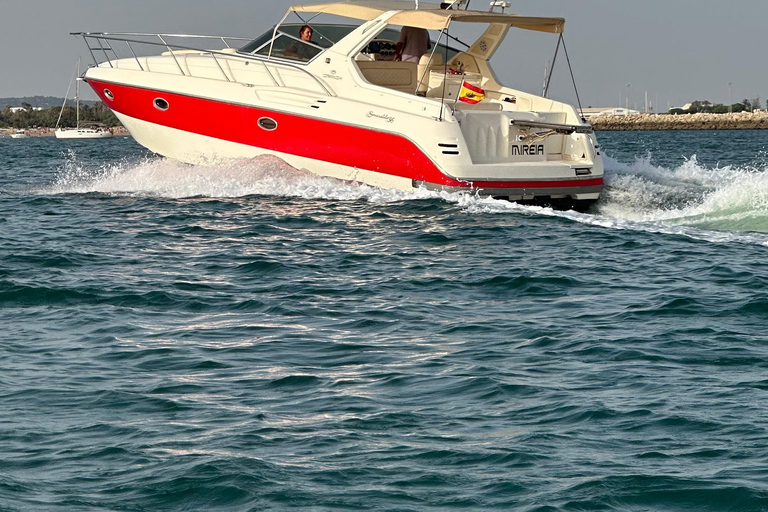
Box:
[589,111,768,131]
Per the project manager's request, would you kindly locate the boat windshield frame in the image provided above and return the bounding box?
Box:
[239,30,325,64]
[238,23,361,64]
[238,21,462,66]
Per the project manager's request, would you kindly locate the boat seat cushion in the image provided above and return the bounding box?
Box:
[416,53,444,94]
[356,61,418,93]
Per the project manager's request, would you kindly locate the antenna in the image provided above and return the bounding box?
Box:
[440,0,469,10]
[489,1,510,12]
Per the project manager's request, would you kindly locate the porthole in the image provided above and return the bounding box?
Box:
[103,89,114,100]
[153,98,169,111]
[258,117,277,131]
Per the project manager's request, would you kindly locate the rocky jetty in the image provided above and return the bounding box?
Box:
[589,111,768,131]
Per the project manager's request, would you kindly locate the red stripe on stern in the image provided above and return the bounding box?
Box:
[88,79,602,191]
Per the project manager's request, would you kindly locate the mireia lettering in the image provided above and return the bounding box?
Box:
[511,144,545,156]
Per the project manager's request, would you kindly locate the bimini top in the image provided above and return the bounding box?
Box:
[290,1,565,33]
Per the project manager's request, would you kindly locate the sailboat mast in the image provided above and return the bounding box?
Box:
[76,58,80,129]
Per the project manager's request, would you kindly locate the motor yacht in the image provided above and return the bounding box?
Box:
[74,0,603,209]
[10,130,28,139]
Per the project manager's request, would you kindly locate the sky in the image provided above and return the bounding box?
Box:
[1,0,766,110]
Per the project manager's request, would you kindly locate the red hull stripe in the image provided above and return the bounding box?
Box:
[87,79,603,190]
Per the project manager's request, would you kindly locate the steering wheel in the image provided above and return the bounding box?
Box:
[363,39,397,57]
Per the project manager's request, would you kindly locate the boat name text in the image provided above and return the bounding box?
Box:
[511,144,545,156]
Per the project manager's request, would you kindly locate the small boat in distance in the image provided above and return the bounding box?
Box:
[55,125,113,139]
[10,129,28,139]
[55,59,113,139]
[74,0,603,209]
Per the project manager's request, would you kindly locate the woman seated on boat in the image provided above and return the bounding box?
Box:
[284,25,321,61]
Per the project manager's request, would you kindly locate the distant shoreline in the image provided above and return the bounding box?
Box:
[1,126,130,137]
[5,112,768,137]
[589,111,768,131]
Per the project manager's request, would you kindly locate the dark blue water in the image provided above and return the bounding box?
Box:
[2,131,768,511]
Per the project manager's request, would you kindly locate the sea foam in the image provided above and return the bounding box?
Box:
[50,152,448,204]
[49,149,768,245]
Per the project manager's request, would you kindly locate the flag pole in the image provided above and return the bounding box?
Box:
[454,73,465,107]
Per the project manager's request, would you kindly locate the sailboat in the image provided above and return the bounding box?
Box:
[55,59,113,139]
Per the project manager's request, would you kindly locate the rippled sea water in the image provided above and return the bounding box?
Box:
[2,130,768,511]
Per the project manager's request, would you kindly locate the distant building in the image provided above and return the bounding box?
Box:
[581,107,641,118]
[675,101,713,112]
[9,106,44,113]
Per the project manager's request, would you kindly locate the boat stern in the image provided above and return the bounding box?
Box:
[418,108,604,210]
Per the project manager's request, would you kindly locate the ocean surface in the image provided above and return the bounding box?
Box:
[1,130,768,511]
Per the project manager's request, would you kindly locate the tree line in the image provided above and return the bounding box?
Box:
[669,97,765,115]
[0,102,120,129]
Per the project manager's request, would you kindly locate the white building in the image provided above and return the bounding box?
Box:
[8,106,44,113]
[581,107,641,118]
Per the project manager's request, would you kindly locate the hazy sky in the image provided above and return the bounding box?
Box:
[1,0,766,109]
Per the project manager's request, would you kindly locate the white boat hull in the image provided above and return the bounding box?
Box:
[115,110,415,191]
[55,129,113,139]
[84,71,602,206]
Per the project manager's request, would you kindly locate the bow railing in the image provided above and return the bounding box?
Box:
[71,32,333,95]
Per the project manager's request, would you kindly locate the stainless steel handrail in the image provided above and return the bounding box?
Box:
[92,32,251,42]
[509,119,593,134]
[71,32,333,95]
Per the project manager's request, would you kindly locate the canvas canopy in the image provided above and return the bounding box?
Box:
[290,1,565,33]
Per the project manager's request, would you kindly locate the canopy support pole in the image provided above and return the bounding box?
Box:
[416,32,443,94]
[562,35,585,118]
[543,33,561,98]
[438,21,452,121]
[269,10,292,60]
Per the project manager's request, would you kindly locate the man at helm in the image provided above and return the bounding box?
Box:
[394,26,431,63]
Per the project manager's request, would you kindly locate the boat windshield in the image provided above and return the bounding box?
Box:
[239,23,460,64]
[238,24,358,63]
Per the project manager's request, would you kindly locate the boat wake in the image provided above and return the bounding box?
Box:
[50,151,444,203]
[464,153,768,245]
[600,153,768,231]
[50,150,768,245]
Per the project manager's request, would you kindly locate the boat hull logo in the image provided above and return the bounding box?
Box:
[367,111,395,123]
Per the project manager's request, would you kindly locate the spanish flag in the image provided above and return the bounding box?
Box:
[458,81,485,104]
